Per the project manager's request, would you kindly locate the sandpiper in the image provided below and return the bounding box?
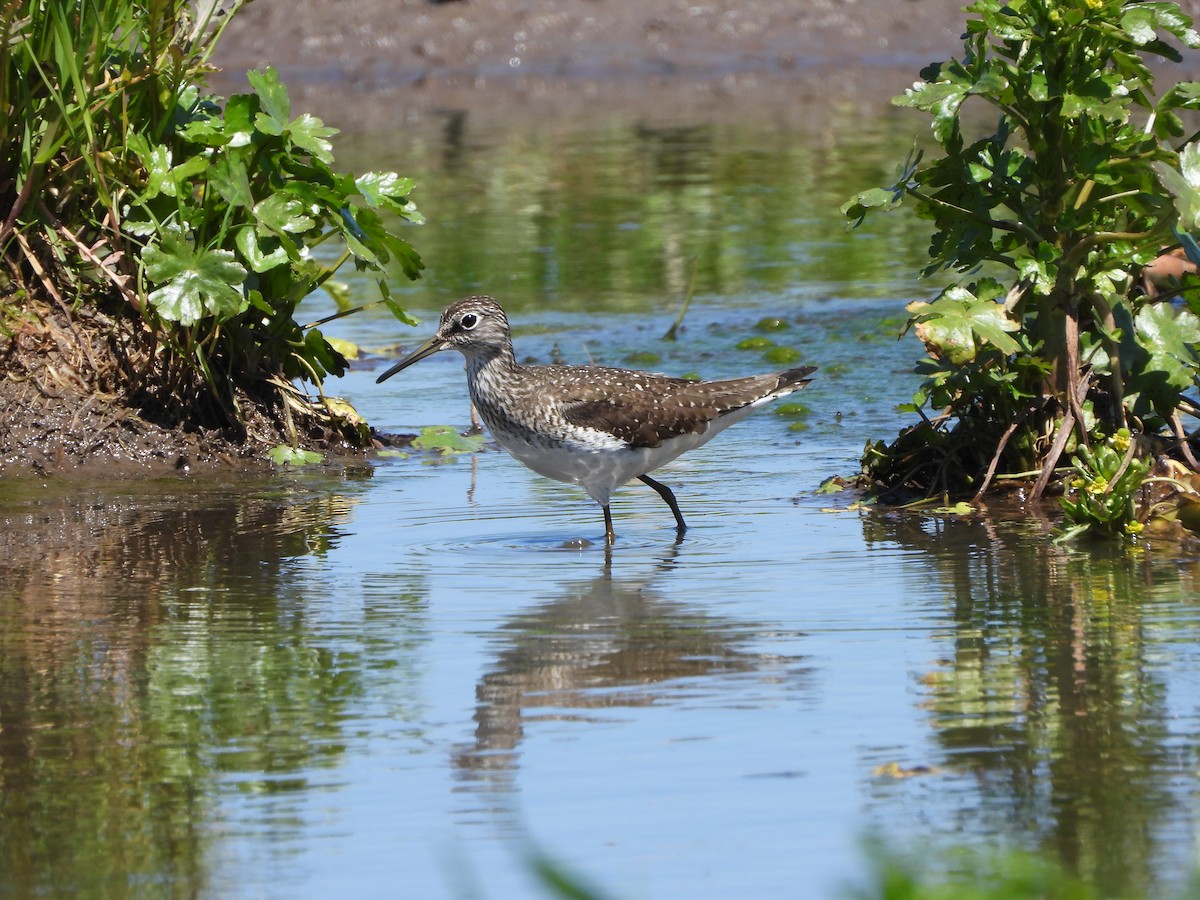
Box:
[377,295,816,543]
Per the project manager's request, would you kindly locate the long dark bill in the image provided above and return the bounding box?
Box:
[376,334,448,383]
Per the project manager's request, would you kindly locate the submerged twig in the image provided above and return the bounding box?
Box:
[661,256,699,342]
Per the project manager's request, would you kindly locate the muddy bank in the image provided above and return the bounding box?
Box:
[208,0,975,129]
[0,301,376,479]
[208,0,1200,130]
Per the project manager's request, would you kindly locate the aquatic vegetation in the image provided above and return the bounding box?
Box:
[845,0,1200,536]
[763,344,803,364]
[754,315,791,332]
[410,425,486,456]
[736,335,776,350]
[1058,429,1152,540]
[774,401,811,419]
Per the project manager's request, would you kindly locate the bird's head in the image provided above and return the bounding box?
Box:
[377,295,510,383]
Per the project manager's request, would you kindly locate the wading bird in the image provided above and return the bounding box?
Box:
[377,296,816,543]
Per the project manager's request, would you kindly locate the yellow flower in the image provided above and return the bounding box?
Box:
[1086,477,1109,495]
[1125,520,1145,535]
[1112,431,1130,453]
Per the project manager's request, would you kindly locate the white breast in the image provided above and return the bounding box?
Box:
[492,414,743,507]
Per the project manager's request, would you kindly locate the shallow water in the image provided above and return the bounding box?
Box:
[3,111,1200,898]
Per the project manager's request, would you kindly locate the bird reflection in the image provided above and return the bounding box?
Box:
[451,546,808,804]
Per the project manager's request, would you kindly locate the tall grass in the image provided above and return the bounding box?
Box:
[0,0,233,302]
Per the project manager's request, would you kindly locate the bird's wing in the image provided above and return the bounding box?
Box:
[546,366,813,449]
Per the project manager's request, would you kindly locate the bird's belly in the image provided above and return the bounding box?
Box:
[491,427,713,504]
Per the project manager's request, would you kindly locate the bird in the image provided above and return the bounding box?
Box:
[377,295,816,544]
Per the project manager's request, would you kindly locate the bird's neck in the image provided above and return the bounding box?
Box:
[463,341,519,403]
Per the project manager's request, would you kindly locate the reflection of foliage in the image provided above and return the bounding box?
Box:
[0,480,427,894]
[340,112,934,312]
[863,508,1199,897]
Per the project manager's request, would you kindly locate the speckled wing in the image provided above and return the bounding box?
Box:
[556,365,816,449]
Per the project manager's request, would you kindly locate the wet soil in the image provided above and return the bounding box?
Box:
[208,0,975,129]
[0,300,375,479]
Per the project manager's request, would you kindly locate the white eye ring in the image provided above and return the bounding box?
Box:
[460,313,479,330]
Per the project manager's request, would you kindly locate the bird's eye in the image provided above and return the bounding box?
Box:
[460,313,479,330]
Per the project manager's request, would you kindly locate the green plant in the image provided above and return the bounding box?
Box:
[848,838,1112,900]
[0,0,422,446]
[410,425,486,456]
[1058,428,1152,539]
[845,0,1200,506]
[128,65,423,421]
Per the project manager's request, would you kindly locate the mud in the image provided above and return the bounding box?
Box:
[208,0,975,129]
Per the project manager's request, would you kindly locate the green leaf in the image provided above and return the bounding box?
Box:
[131,137,171,200]
[224,93,257,136]
[1155,145,1200,230]
[236,226,290,273]
[383,296,420,327]
[1158,81,1200,117]
[356,171,416,206]
[379,232,425,281]
[412,425,486,456]
[178,116,227,147]
[337,206,377,263]
[165,155,209,197]
[208,151,254,208]
[896,78,969,144]
[266,445,324,466]
[336,207,423,280]
[1015,243,1057,295]
[302,328,348,380]
[908,286,1021,365]
[1181,141,1200,186]
[842,186,904,224]
[288,113,337,164]
[1061,92,1129,123]
[1028,70,1049,102]
[254,193,316,235]
[1122,3,1200,48]
[969,68,1008,96]
[1134,302,1200,398]
[142,230,248,326]
[816,476,847,495]
[1122,7,1159,45]
[355,171,424,222]
[247,67,291,130]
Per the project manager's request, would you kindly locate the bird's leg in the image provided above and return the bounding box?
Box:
[637,474,688,533]
[603,505,616,545]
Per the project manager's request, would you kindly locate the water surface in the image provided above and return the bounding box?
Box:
[2,110,1200,899]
